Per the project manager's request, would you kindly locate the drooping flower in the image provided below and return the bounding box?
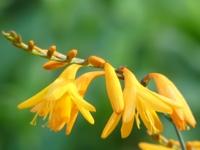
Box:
[145,73,196,130]
[101,67,181,139]
[139,142,174,150]
[104,63,124,114]
[18,64,104,134]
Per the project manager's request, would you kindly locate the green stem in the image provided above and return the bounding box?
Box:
[172,123,186,150]
[165,117,186,150]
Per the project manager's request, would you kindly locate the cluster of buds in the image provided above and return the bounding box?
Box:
[3,31,198,149]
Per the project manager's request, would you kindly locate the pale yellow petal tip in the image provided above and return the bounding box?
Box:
[189,120,196,129]
[17,103,25,109]
[90,106,96,112]
[66,130,71,136]
[121,133,129,139]
[101,132,108,139]
[90,119,95,125]
[87,116,95,125]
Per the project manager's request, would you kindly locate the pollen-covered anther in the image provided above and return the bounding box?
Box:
[47,45,56,58]
[28,40,35,51]
[66,49,78,61]
[88,56,106,68]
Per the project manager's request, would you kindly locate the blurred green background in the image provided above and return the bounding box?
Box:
[0,0,200,150]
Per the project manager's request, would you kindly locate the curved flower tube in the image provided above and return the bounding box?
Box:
[104,63,124,114]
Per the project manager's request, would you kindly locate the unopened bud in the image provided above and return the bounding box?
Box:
[28,40,35,51]
[15,35,22,43]
[47,45,56,58]
[88,56,106,68]
[9,31,17,38]
[67,49,78,61]
[43,61,67,70]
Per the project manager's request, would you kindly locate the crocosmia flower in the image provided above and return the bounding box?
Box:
[146,73,196,130]
[18,64,104,134]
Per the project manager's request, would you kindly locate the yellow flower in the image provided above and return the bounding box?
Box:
[104,63,124,114]
[146,73,196,130]
[186,141,200,150]
[139,142,174,150]
[101,67,181,139]
[139,141,200,150]
[18,64,104,134]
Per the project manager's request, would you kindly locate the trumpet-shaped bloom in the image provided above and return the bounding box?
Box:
[18,64,104,134]
[104,63,124,114]
[139,142,174,150]
[101,67,181,139]
[146,73,196,130]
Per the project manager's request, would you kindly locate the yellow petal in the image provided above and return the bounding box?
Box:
[71,90,96,112]
[78,107,94,124]
[122,68,137,123]
[137,98,163,135]
[59,64,82,80]
[150,110,163,133]
[101,112,121,139]
[171,110,186,130]
[149,90,182,108]
[121,120,134,138]
[186,141,200,150]
[76,71,104,96]
[30,101,49,117]
[53,95,72,123]
[104,63,124,113]
[18,85,49,109]
[138,88,173,114]
[139,142,174,150]
[45,79,72,100]
[48,117,66,132]
[66,105,79,135]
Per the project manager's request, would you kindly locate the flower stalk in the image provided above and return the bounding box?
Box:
[172,120,186,150]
